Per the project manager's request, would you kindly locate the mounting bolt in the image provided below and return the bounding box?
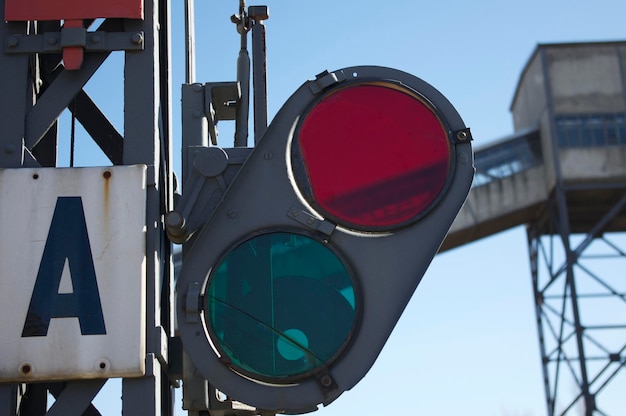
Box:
[6,36,18,47]
[320,375,333,388]
[131,32,143,45]
[165,211,186,234]
[91,34,101,44]
[456,129,471,142]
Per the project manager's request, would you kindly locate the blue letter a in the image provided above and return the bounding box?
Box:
[22,197,106,337]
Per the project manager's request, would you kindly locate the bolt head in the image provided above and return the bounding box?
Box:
[131,33,143,44]
[320,375,332,387]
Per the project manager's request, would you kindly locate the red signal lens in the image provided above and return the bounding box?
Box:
[293,83,452,230]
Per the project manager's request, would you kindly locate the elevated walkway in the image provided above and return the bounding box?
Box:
[441,128,626,251]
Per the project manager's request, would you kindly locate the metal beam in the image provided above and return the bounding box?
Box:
[47,380,106,416]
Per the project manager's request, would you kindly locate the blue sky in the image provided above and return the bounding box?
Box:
[69,0,626,414]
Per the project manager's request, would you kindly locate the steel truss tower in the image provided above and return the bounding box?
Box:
[527,180,626,416]
[0,0,175,414]
[509,42,626,416]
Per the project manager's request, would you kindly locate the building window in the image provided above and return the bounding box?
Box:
[473,129,543,187]
[555,113,626,148]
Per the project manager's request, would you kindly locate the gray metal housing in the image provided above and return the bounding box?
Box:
[176,66,474,413]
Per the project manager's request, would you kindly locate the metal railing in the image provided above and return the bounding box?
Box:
[473,128,543,187]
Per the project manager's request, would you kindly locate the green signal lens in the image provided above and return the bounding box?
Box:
[206,232,357,382]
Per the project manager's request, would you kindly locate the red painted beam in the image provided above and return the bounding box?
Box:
[5,0,143,21]
[62,20,84,70]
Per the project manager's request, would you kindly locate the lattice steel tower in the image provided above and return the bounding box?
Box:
[447,41,626,416]
[517,42,626,416]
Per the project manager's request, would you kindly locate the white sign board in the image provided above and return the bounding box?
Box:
[0,166,146,382]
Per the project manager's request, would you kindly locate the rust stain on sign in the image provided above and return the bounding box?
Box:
[102,170,112,212]
[101,169,113,246]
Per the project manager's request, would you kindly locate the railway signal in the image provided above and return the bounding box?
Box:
[175,66,474,413]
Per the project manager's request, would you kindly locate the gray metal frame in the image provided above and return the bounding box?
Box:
[0,0,174,414]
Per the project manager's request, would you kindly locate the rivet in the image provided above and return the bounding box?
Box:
[193,110,202,118]
[91,35,101,44]
[457,130,468,141]
[193,84,203,92]
[227,210,238,219]
[4,144,16,154]
[264,151,273,160]
[7,36,18,47]
[47,36,58,46]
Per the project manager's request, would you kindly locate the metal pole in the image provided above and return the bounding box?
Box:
[184,0,196,84]
[233,0,250,147]
[250,6,269,143]
[122,0,173,413]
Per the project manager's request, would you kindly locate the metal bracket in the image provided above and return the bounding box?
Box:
[207,385,259,416]
[204,82,241,145]
[314,367,338,398]
[4,31,145,54]
[288,207,336,236]
[308,70,346,95]
[166,147,252,244]
[184,282,201,324]
[167,336,183,382]
[153,326,169,369]
[60,26,87,48]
